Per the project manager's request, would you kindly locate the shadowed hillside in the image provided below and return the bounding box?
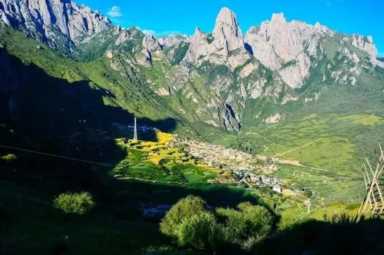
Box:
[0,48,268,255]
[0,46,177,198]
[0,47,177,146]
[257,218,384,255]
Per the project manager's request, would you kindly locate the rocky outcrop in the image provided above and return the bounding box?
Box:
[184,7,250,70]
[0,0,111,50]
[158,35,189,64]
[350,35,384,68]
[222,103,241,131]
[212,7,245,53]
[141,33,162,64]
[245,13,333,88]
[264,113,282,124]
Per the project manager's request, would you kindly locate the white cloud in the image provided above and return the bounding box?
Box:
[107,6,122,18]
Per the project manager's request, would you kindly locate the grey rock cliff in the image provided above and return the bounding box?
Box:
[245,13,333,88]
[0,0,111,50]
[184,7,250,70]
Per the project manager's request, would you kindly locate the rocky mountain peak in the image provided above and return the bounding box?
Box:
[143,33,162,52]
[193,27,207,39]
[214,7,239,34]
[141,33,163,64]
[215,7,237,26]
[0,0,112,51]
[213,7,243,52]
[183,7,249,69]
[245,13,333,88]
[270,13,286,25]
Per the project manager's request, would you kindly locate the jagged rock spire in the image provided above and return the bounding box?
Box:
[213,7,244,52]
[245,13,333,88]
[184,7,249,69]
[270,13,286,24]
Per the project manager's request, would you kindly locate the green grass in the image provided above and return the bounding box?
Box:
[0,180,165,255]
[217,112,384,203]
[113,146,218,185]
[0,170,273,255]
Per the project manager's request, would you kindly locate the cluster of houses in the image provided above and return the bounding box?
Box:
[232,170,283,194]
[177,139,257,171]
[174,138,285,194]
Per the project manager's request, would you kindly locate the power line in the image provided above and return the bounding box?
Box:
[0,144,113,168]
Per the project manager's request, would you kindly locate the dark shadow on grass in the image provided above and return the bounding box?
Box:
[256,218,384,255]
[0,47,270,255]
[109,180,262,208]
[0,47,177,193]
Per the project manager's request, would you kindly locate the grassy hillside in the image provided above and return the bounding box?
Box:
[0,25,187,127]
[3,23,384,205]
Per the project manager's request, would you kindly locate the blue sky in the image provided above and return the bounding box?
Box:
[77,0,383,56]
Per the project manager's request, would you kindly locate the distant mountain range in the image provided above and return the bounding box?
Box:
[1,0,384,202]
[1,0,383,130]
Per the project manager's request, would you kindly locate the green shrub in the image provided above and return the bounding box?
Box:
[160,195,207,238]
[217,202,274,250]
[161,196,223,252]
[161,197,274,252]
[53,192,95,215]
[178,212,222,251]
[1,153,17,162]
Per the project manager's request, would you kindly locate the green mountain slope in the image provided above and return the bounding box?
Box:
[1,5,384,204]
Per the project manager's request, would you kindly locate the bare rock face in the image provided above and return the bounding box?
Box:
[141,33,162,64]
[212,7,244,53]
[350,35,384,68]
[0,0,111,50]
[184,27,210,64]
[158,34,187,48]
[158,34,189,63]
[222,103,241,131]
[264,113,282,124]
[184,7,250,70]
[114,28,142,47]
[143,34,162,53]
[245,13,333,88]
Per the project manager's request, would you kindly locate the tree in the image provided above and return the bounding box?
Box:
[217,202,274,250]
[178,212,222,252]
[160,195,207,238]
[161,196,224,253]
[53,192,95,215]
[161,197,274,253]
[0,153,17,162]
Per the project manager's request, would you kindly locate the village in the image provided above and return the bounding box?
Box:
[172,137,288,193]
[115,118,303,197]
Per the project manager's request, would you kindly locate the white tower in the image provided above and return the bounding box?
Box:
[133,117,138,141]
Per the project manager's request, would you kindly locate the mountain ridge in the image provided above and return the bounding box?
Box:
[1,0,384,206]
[0,0,112,53]
[1,1,384,134]
[1,1,382,69]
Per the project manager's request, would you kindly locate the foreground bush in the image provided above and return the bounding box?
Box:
[160,196,274,253]
[160,195,207,238]
[217,202,274,250]
[178,212,222,251]
[0,153,17,162]
[53,192,95,215]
